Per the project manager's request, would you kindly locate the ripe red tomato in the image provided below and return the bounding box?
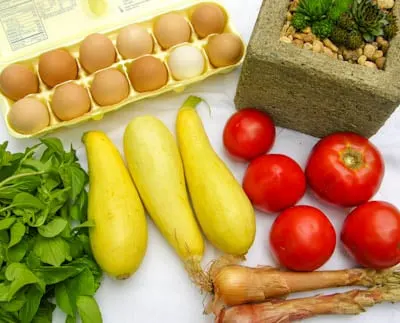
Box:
[341,201,400,269]
[223,108,276,161]
[270,205,336,271]
[242,154,306,213]
[305,132,384,207]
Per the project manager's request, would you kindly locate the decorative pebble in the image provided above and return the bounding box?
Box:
[288,35,294,41]
[323,39,338,52]
[287,12,293,21]
[293,39,304,48]
[363,44,376,60]
[372,50,384,61]
[323,47,335,58]
[376,36,386,46]
[377,0,394,9]
[343,49,359,61]
[280,36,292,43]
[376,57,386,69]
[338,54,344,61]
[303,27,312,34]
[294,33,304,40]
[357,55,367,65]
[303,34,314,42]
[356,48,364,57]
[287,26,296,35]
[304,43,313,50]
[312,40,324,53]
[364,61,378,69]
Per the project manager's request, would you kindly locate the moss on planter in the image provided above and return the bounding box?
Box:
[234,0,400,138]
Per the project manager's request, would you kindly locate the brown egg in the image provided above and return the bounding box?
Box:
[38,49,78,88]
[117,24,154,59]
[128,56,168,92]
[79,33,116,74]
[8,98,49,134]
[191,4,226,38]
[153,13,191,49]
[0,64,39,101]
[205,33,244,67]
[51,83,91,121]
[90,68,129,106]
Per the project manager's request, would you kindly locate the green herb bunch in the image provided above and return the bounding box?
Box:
[352,0,389,41]
[0,139,102,323]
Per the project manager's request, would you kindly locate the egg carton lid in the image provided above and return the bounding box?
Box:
[0,0,214,66]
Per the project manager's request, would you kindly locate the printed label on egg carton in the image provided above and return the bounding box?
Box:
[0,1,246,139]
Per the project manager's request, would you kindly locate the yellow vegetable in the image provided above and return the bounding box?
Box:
[83,131,147,279]
[176,96,256,256]
[123,116,204,264]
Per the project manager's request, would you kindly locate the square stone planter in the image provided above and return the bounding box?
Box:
[235,0,400,138]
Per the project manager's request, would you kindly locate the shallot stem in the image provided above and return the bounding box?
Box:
[215,284,400,323]
[211,264,400,307]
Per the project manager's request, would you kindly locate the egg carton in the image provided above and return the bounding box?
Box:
[0,0,246,139]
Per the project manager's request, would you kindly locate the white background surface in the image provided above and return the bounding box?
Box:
[1,0,400,322]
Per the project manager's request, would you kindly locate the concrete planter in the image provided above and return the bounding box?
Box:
[235,0,400,138]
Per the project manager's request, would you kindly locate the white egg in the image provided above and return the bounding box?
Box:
[167,45,205,80]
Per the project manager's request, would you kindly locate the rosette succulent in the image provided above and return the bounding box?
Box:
[351,0,389,42]
[312,19,334,39]
[296,0,334,21]
[346,30,364,49]
[292,12,310,31]
[330,26,348,46]
[383,13,399,40]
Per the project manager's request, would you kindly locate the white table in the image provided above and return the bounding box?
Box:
[1,0,399,322]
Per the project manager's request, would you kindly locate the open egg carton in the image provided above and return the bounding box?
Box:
[0,0,246,138]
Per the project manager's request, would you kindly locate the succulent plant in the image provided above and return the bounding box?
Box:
[383,13,398,40]
[296,0,334,21]
[338,12,357,31]
[312,19,334,39]
[292,12,310,31]
[328,0,353,22]
[330,26,348,46]
[351,0,389,42]
[346,29,364,49]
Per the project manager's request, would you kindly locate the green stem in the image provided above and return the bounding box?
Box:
[0,171,47,188]
[181,95,212,117]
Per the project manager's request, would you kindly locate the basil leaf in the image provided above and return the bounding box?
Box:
[0,218,15,231]
[49,188,70,215]
[0,231,9,243]
[32,299,55,323]
[20,285,44,323]
[12,193,44,210]
[59,165,87,203]
[9,221,26,248]
[33,236,70,267]
[70,190,88,222]
[0,307,18,323]
[5,263,42,300]
[71,268,95,296]
[38,218,68,238]
[33,266,83,285]
[0,289,25,312]
[55,282,75,316]
[25,252,41,270]
[40,138,65,159]
[66,315,76,323]
[72,220,94,231]
[76,296,102,323]
[0,177,41,200]
[0,283,10,301]
[7,240,28,263]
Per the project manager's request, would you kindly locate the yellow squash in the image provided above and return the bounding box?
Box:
[83,131,147,279]
[123,116,204,263]
[176,96,256,256]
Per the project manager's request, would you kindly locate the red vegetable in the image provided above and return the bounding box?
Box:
[242,154,306,213]
[223,108,275,161]
[305,132,384,207]
[269,205,336,271]
[341,201,400,269]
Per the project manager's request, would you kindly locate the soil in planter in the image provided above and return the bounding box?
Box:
[280,0,398,70]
